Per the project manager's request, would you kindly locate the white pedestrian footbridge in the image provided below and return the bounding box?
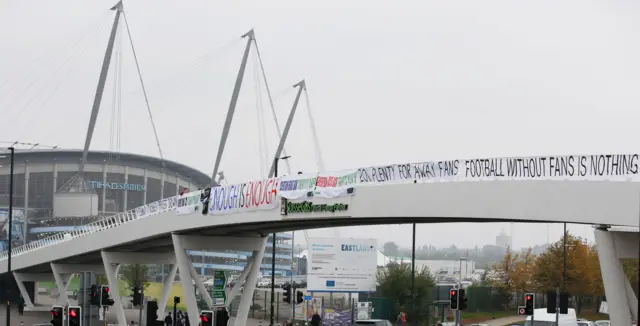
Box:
[0,153,639,326]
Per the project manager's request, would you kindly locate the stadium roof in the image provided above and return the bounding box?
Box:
[0,149,210,186]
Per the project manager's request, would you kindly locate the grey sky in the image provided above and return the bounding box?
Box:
[1,0,638,249]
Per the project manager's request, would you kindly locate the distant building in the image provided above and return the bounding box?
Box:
[496,229,512,248]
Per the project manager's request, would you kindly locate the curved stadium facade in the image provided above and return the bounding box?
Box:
[0,149,294,278]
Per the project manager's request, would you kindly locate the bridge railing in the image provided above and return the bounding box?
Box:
[0,195,180,262]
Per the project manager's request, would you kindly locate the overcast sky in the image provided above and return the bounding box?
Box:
[1,0,639,249]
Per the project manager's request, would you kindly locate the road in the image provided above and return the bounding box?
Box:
[0,306,284,326]
[483,315,526,326]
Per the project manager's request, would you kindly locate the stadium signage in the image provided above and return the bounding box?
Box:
[89,181,146,191]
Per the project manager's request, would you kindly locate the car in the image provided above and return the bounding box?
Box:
[353,320,393,326]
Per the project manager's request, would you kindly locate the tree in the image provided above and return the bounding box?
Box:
[512,248,536,293]
[383,242,400,257]
[120,264,151,295]
[96,275,108,286]
[488,246,519,309]
[378,262,435,323]
[533,232,592,295]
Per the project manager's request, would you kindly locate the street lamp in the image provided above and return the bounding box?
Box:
[271,155,290,326]
[456,257,467,326]
[1,147,15,326]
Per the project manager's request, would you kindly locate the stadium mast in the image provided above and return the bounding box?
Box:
[80,1,123,176]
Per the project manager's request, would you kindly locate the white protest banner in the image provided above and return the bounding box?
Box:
[314,169,358,198]
[357,154,640,184]
[176,190,203,215]
[134,196,178,218]
[307,237,377,293]
[279,173,318,200]
[279,170,357,200]
[207,177,280,215]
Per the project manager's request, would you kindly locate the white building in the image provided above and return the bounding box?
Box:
[496,229,512,248]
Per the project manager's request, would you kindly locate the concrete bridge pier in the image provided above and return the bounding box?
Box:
[101,251,176,325]
[171,234,268,326]
[157,263,178,320]
[227,255,254,310]
[594,227,639,325]
[234,237,268,326]
[13,272,50,310]
[50,263,75,305]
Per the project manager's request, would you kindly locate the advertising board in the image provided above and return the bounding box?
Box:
[307,237,377,293]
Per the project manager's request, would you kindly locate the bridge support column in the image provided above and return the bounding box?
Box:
[51,263,74,305]
[188,259,213,307]
[158,264,178,321]
[234,236,268,326]
[172,234,201,326]
[99,251,176,323]
[12,272,39,309]
[101,251,127,326]
[227,257,253,309]
[594,228,634,325]
[625,273,639,322]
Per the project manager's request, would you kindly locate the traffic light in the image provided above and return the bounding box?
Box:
[131,286,141,306]
[524,293,535,315]
[200,310,214,326]
[559,292,569,314]
[68,306,82,326]
[146,300,159,325]
[101,285,114,306]
[90,285,100,306]
[449,289,459,310]
[296,290,304,304]
[51,305,63,326]
[283,284,292,303]
[458,289,468,310]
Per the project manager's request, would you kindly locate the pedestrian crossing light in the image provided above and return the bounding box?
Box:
[524,293,535,315]
[449,289,459,310]
[50,305,64,326]
[68,306,82,326]
[90,285,100,306]
[283,284,292,303]
[200,310,214,326]
[458,289,468,310]
[131,286,141,306]
[296,290,304,304]
[100,285,114,306]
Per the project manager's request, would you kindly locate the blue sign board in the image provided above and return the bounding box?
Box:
[89,181,145,191]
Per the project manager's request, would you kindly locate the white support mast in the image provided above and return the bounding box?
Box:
[210,29,255,186]
[80,1,123,175]
[267,80,306,178]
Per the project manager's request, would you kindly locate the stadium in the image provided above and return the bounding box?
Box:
[0,148,294,278]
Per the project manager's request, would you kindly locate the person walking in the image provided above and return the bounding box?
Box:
[164,312,172,326]
[17,294,25,316]
[310,312,321,326]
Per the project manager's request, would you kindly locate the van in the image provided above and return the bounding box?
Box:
[524,308,578,326]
